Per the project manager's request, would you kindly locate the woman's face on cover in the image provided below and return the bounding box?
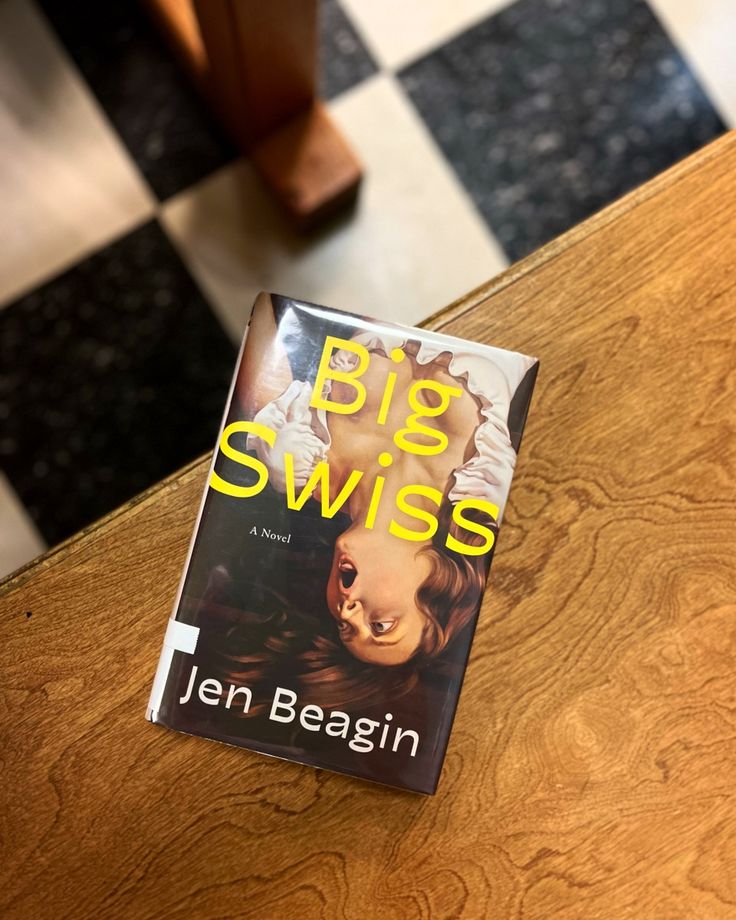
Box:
[326,529,432,666]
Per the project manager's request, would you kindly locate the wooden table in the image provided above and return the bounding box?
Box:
[2,133,735,920]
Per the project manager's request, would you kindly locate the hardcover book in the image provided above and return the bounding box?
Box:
[147,293,538,794]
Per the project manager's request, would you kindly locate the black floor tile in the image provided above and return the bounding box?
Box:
[0,221,236,546]
[38,0,236,200]
[321,0,378,100]
[400,0,726,261]
[38,0,376,200]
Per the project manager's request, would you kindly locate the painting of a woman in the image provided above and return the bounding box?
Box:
[241,294,536,669]
[160,293,537,791]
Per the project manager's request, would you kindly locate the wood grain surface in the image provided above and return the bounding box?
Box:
[2,132,736,920]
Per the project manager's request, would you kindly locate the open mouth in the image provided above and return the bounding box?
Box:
[338,556,357,589]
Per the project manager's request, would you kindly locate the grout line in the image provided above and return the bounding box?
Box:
[422,129,736,333]
[392,0,517,73]
[647,0,736,129]
[0,210,158,312]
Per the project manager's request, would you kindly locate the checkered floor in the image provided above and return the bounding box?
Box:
[1,0,734,578]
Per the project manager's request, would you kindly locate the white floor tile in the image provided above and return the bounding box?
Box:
[0,474,46,580]
[339,0,514,69]
[648,0,736,127]
[0,0,155,308]
[162,74,507,342]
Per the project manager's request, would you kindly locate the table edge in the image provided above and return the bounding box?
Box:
[3,129,734,596]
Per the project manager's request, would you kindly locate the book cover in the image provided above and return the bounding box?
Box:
[147,293,538,794]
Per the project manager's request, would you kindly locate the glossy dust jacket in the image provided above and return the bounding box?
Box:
[147,293,538,794]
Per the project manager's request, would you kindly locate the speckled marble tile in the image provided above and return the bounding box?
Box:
[36,0,380,200]
[0,0,154,309]
[320,0,378,100]
[162,74,507,343]
[400,0,726,261]
[341,0,513,69]
[648,0,736,126]
[0,221,236,547]
[0,473,46,580]
[38,0,236,200]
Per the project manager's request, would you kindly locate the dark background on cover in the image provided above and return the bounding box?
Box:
[157,297,507,794]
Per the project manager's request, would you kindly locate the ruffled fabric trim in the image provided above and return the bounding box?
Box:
[324,333,535,521]
[247,380,330,492]
[248,332,535,520]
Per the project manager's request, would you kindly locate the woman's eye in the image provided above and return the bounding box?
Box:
[372,620,396,635]
[337,621,351,633]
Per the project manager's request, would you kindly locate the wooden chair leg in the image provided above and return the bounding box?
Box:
[142,0,209,92]
[250,101,362,228]
[142,0,362,228]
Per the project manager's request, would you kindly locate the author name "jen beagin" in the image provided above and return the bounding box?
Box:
[179,664,419,756]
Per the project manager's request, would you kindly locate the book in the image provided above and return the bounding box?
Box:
[147,292,538,794]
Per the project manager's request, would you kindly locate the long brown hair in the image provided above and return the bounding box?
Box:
[415,496,495,659]
[204,497,496,716]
